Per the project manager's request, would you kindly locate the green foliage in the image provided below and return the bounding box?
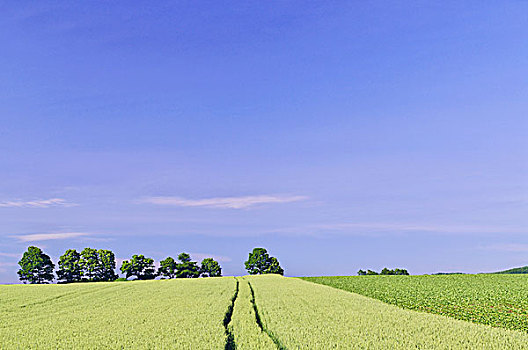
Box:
[120,254,156,280]
[380,268,409,275]
[303,274,528,333]
[17,246,55,284]
[495,266,528,274]
[78,248,117,282]
[79,248,100,281]
[158,256,177,279]
[56,249,82,283]
[201,258,222,277]
[359,268,409,276]
[0,278,236,348]
[249,275,528,349]
[244,248,284,275]
[97,249,118,281]
[176,253,200,278]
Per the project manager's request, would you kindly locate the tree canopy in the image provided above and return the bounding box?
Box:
[57,249,82,283]
[380,268,409,275]
[200,258,222,277]
[158,256,177,279]
[175,253,200,278]
[358,268,409,276]
[77,248,118,282]
[120,254,156,280]
[17,246,55,284]
[97,249,118,281]
[244,248,284,275]
[80,248,100,281]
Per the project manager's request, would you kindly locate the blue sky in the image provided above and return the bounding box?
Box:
[0,1,526,283]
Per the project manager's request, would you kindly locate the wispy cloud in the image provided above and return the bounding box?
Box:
[12,232,89,242]
[270,222,526,236]
[0,198,76,208]
[313,222,522,234]
[0,262,18,267]
[141,195,308,209]
[189,252,232,262]
[0,252,21,258]
[477,243,528,252]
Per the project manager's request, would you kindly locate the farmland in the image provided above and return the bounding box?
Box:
[0,278,236,349]
[2,275,528,349]
[249,275,528,349]
[303,274,528,333]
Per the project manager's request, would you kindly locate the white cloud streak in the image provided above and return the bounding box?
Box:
[141,195,308,209]
[270,222,526,236]
[0,262,18,267]
[0,252,21,258]
[189,252,232,262]
[313,222,523,234]
[12,232,89,242]
[0,198,76,208]
[478,243,528,252]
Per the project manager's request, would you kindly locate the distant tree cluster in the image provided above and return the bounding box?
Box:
[244,248,284,275]
[358,268,409,276]
[17,246,222,284]
[58,248,117,283]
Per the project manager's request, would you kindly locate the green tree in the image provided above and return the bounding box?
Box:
[175,253,200,278]
[244,248,284,275]
[56,249,82,283]
[366,269,379,275]
[380,268,394,275]
[80,248,100,281]
[200,258,222,277]
[120,255,156,280]
[17,246,55,284]
[158,256,177,279]
[394,268,409,275]
[97,249,117,281]
[357,269,367,276]
[268,256,284,275]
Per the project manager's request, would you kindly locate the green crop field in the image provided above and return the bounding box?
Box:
[248,275,528,349]
[228,277,277,349]
[0,278,236,349]
[303,274,528,333]
[2,275,528,349]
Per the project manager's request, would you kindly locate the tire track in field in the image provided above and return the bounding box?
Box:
[247,280,286,350]
[224,277,239,350]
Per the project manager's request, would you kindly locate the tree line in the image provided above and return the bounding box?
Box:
[17,246,284,284]
[357,268,409,275]
[17,246,221,284]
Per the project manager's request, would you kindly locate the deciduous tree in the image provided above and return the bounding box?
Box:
[200,258,222,277]
[57,249,82,283]
[120,254,156,280]
[158,256,177,279]
[176,253,200,278]
[80,248,100,281]
[244,248,284,275]
[17,246,55,284]
[97,249,118,281]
